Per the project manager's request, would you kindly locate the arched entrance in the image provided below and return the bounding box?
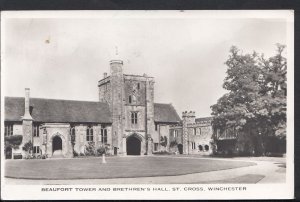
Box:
[127,135,141,155]
[52,136,62,153]
[5,147,12,159]
[177,144,183,154]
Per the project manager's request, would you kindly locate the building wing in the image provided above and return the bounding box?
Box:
[5,97,112,123]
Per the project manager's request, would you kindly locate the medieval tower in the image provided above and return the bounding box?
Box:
[98,59,155,155]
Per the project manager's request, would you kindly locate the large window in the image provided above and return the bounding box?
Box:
[4,124,13,137]
[33,124,40,137]
[86,126,94,142]
[33,146,40,154]
[131,112,138,124]
[101,128,107,144]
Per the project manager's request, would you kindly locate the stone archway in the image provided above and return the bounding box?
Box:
[52,136,63,157]
[126,134,141,155]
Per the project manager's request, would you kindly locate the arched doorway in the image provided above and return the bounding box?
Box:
[127,135,141,155]
[52,136,62,153]
[177,144,183,154]
[5,147,12,159]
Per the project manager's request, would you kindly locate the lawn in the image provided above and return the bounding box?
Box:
[5,156,256,180]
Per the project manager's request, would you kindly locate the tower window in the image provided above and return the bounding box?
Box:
[129,95,132,104]
[131,112,138,124]
[86,126,94,142]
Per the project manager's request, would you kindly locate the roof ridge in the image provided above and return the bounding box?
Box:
[5,96,107,104]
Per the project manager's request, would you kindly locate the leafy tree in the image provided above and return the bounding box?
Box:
[211,44,287,155]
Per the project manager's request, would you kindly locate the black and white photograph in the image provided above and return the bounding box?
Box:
[1,10,294,200]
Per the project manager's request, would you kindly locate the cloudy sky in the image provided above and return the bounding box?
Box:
[2,11,290,117]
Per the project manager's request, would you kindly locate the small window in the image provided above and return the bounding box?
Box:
[33,146,40,154]
[154,143,158,151]
[199,145,203,151]
[155,124,158,131]
[101,128,108,144]
[33,124,39,137]
[137,83,140,90]
[86,126,94,142]
[194,128,197,135]
[4,124,13,137]
[131,112,138,124]
[204,145,209,151]
[129,95,132,104]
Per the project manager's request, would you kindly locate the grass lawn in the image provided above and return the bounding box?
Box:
[5,156,256,180]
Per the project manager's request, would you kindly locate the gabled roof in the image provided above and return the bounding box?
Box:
[154,103,181,123]
[5,97,112,123]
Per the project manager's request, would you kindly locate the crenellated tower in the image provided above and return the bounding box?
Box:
[182,111,196,154]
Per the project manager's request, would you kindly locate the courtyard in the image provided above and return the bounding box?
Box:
[4,155,286,184]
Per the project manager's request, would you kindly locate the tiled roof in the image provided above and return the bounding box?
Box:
[5,97,181,124]
[4,97,112,123]
[154,103,181,123]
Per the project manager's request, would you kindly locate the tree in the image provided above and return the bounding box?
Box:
[211,44,287,155]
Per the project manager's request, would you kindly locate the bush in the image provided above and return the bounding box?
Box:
[5,135,23,150]
[96,146,106,156]
[22,141,33,154]
[73,150,79,157]
[85,142,96,156]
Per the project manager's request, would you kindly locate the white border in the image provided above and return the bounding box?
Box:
[0,10,294,200]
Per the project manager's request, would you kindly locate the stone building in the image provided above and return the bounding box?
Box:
[169,112,214,155]
[4,59,185,159]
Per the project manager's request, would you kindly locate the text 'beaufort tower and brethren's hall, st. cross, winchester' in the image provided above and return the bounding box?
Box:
[4,57,215,159]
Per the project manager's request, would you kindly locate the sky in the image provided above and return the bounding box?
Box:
[2,11,289,117]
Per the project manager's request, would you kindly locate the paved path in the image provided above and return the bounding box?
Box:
[4,156,285,185]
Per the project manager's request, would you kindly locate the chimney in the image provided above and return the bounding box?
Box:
[22,88,33,120]
[103,72,107,79]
